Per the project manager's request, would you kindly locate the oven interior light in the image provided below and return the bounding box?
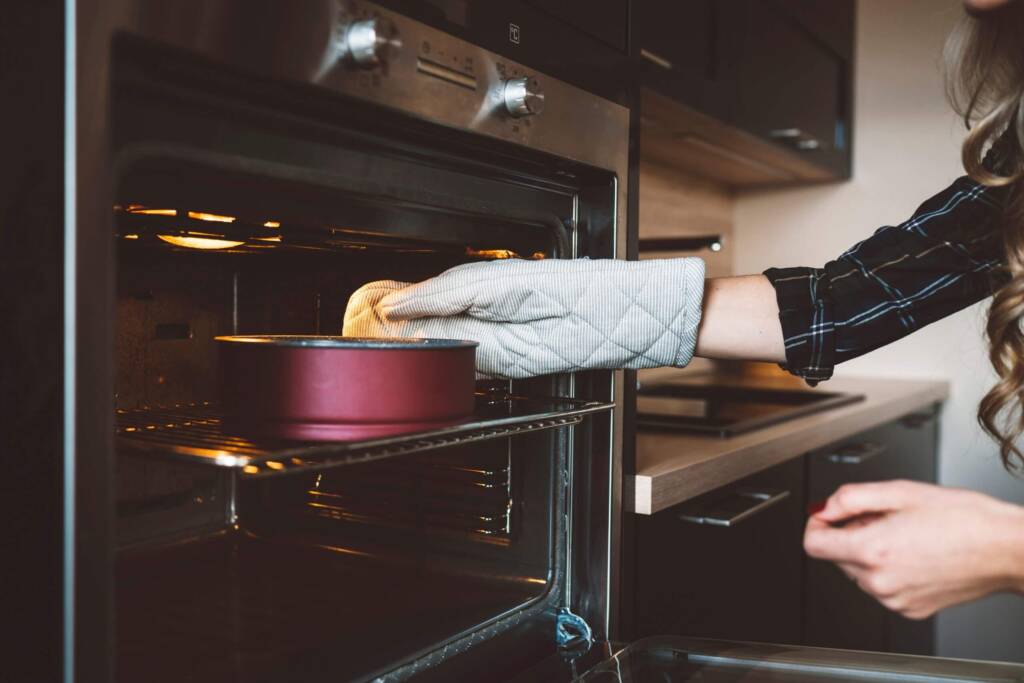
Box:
[263,220,281,228]
[187,211,236,223]
[157,235,246,250]
[122,234,139,240]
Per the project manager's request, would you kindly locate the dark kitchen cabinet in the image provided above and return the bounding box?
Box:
[524,0,629,53]
[634,457,805,644]
[776,0,856,61]
[726,0,851,178]
[630,406,939,654]
[631,0,730,121]
[803,406,940,655]
[631,0,854,184]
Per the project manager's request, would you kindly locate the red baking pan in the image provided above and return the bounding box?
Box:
[215,335,478,441]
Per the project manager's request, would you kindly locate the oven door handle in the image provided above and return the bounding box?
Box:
[677,489,791,528]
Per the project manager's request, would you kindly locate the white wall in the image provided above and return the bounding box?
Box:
[732,0,1024,662]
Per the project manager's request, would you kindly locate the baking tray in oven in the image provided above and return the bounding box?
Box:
[116,389,612,476]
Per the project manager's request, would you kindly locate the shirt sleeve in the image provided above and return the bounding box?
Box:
[764,175,1008,384]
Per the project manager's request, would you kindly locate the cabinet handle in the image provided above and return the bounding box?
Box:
[770,128,803,139]
[677,489,791,527]
[639,48,673,70]
[824,441,887,465]
[770,128,822,151]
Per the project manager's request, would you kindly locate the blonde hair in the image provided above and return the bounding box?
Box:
[945,2,1024,470]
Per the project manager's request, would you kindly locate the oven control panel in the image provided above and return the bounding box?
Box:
[127,0,626,186]
[320,0,625,174]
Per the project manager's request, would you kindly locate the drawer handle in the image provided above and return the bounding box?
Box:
[825,441,887,465]
[677,489,791,527]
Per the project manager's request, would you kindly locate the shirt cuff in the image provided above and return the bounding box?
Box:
[763,266,836,385]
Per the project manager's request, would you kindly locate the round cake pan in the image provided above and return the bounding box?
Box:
[215,335,478,441]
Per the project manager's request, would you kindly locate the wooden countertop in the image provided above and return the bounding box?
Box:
[628,373,949,515]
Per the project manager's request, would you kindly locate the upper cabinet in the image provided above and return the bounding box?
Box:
[632,0,854,186]
[632,0,727,119]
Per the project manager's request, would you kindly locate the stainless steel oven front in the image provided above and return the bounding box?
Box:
[68,2,630,682]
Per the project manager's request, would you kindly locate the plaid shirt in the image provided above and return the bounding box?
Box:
[764,174,1010,383]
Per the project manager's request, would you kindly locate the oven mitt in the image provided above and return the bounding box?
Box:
[342,258,706,379]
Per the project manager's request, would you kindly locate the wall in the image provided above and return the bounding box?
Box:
[732,0,1024,662]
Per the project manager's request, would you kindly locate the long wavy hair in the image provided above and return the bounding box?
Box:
[945,2,1024,471]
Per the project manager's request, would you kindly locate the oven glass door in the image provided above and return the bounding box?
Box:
[570,637,1024,682]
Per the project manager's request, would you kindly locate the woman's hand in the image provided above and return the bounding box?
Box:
[804,480,1024,619]
[343,258,705,379]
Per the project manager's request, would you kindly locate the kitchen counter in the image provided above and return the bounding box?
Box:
[628,373,949,514]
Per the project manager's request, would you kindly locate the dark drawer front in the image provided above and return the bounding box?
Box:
[635,458,805,644]
[804,409,939,655]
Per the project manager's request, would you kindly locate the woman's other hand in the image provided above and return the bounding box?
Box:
[804,480,1024,619]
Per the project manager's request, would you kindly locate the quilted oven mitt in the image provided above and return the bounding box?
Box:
[342,258,706,379]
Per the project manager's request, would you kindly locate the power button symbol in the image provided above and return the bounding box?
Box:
[509,23,520,45]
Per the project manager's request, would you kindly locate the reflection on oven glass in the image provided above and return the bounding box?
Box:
[115,437,554,683]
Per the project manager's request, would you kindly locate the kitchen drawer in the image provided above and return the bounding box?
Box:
[803,408,939,655]
[634,458,805,644]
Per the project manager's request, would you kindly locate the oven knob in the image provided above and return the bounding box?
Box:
[502,77,545,117]
[344,18,390,66]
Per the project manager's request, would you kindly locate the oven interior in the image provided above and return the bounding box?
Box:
[110,45,616,682]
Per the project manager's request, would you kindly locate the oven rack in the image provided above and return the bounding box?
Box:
[116,392,613,477]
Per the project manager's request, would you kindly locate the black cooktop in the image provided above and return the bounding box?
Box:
[637,383,865,438]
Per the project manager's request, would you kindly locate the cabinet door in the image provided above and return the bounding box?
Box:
[524,0,628,52]
[804,409,939,655]
[726,0,849,177]
[631,0,731,120]
[634,458,805,644]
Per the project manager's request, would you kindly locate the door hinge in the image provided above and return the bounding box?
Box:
[556,609,593,651]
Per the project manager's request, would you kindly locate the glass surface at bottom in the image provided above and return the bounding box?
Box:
[115,435,558,682]
[576,638,1024,683]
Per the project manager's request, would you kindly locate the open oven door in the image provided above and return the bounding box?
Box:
[505,636,1024,682]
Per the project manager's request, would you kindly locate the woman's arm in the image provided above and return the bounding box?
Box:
[694,275,786,363]
[747,175,1008,384]
[695,175,1007,380]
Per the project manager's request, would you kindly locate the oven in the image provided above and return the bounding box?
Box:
[65,2,628,681]
[40,2,1024,682]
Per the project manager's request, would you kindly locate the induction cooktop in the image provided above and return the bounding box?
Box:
[636,383,865,438]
